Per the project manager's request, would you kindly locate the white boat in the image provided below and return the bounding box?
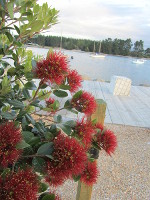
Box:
[90,53,105,58]
[132,59,145,64]
[90,41,106,58]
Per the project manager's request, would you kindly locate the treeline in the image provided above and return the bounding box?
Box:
[30,35,150,58]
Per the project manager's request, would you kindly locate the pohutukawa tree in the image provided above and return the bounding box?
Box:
[0,0,117,199]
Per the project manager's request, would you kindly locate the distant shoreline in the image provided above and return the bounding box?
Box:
[25,44,150,60]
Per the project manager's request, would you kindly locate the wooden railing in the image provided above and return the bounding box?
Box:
[76,99,107,200]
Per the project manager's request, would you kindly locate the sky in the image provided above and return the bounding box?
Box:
[39,0,150,48]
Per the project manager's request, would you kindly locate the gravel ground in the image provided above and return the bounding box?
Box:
[55,124,150,200]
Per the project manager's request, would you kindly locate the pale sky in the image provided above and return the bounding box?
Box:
[39,0,150,48]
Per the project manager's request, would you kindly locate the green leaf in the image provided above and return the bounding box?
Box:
[15,80,23,89]
[25,81,37,90]
[64,100,72,109]
[25,114,35,125]
[5,32,13,42]
[1,60,10,68]
[17,110,27,119]
[59,84,71,90]
[0,0,5,9]
[30,99,40,106]
[73,175,81,182]
[14,25,20,34]
[22,88,31,99]
[92,142,101,150]
[38,91,50,100]
[28,137,41,146]
[56,115,62,123]
[1,111,16,120]
[49,124,57,135]
[73,90,82,99]
[22,131,34,143]
[8,99,24,109]
[25,72,34,81]
[7,2,14,18]
[32,157,46,173]
[41,194,55,200]
[40,83,48,89]
[0,68,4,76]
[13,41,22,47]
[30,20,44,32]
[34,122,46,133]
[12,53,18,61]
[91,118,97,125]
[16,140,30,149]
[39,183,49,193]
[42,107,52,112]
[70,109,78,114]
[44,132,54,140]
[58,124,72,135]
[53,90,68,97]
[46,155,54,160]
[1,168,11,179]
[50,100,60,111]
[54,115,62,123]
[65,120,76,127]
[2,105,10,112]
[26,105,35,113]
[1,76,11,95]
[21,11,32,17]
[7,67,16,76]
[37,142,54,155]
[31,59,37,71]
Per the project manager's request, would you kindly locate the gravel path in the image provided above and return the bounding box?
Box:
[55,124,150,200]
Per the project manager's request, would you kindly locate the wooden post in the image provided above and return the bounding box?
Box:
[76,99,107,200]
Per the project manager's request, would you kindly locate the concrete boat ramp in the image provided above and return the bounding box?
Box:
[60,81,150,128]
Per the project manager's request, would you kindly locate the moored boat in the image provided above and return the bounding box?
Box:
[132,59,145,64]
[90,41,106,58]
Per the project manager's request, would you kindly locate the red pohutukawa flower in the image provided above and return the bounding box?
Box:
[81,161,98,185]
[71,91,97,115]
[94,124,117,155]
[0,122,22,167]
[67,70,82,92]
[95,123,104,131]
[0,169,39,200]
[45,133,87,186]
[74,118,95,149]
[46,97,55,106]
[45,97,58,113]
[35,51,69,85]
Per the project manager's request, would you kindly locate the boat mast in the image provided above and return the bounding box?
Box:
[98,41,101,53]
[60,28,62,50]
[93,41,95,53]
[60,35,62,49]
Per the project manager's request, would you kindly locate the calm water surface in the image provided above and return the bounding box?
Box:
[29,47,150,86]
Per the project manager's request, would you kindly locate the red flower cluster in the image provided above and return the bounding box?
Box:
[0,122,22,167]
[45,97,58,113]
[81,161,98,185]
[45,133,87,186]
[71,91,97,115]
[0,169,39,200]
[46,97,55,106]
[67,70,82,92]
[94,123,117,155]
[74,118,95,149]
[35,51,69,85]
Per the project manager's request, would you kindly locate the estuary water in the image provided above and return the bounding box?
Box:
[29,46,150,86]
